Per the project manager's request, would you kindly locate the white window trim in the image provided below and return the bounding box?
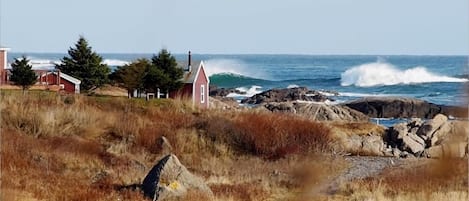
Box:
[200,84,205,103]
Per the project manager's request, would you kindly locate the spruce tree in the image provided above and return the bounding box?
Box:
[10,56,38,92]
[56,36,110,91]
[150,49,183,93]
[111,58,151,97]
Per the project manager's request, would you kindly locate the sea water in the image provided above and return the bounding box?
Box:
[7,53,468,107]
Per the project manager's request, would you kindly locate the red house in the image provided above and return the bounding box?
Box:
[170,52,210,109]
[0,47,10,85]
[39,71,81,94]
[0,46,81,94]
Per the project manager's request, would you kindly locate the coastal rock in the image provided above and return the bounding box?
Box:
[209,97,240,110]
[402,136,425,155]
[361,135,385,156]
[416,114,448,139]
[263,102,368,121]
[157,136,173,155]
[142,154,213,201]
[343,97,465,118]
[241,87,334,104]
[425,143,468,158]
[209,85,246,97]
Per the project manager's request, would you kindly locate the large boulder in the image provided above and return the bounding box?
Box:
[262,102,368,121]
[416,114,448,140]
[425,143,468,158]
[241,87,335,104]
[142,154,213,201]
[343,97,466,118]
[209,85,246,97]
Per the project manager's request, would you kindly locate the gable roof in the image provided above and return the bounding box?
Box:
[42,71,81,85]
[178,61,209,84]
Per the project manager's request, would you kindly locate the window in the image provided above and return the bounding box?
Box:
[200,84,205,103]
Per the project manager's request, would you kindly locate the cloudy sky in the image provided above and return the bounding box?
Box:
[0,0,467,54]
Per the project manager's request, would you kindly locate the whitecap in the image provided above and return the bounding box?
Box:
[340,62,468,87]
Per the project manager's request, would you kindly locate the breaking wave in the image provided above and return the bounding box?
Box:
[102,59,130,66]
[341,62,468,87]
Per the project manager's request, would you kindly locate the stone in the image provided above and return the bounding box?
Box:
[402,136,425,155]
[430,122,452,146]
[408,133,425,147]
[343,97,465,118]
[417,114,448,139]
[426,143,467,158]
[142,154,213,201]
[392,148,401,157]
[241,87,335,104]
[392,123,408,140]
[157,136,173,155]
[362,135,385,156]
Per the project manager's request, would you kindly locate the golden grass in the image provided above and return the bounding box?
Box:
[1,90,466,200]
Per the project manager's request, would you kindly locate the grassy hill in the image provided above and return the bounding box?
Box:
[0,90,466,200]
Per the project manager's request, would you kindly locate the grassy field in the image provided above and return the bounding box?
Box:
[0,90,467,201]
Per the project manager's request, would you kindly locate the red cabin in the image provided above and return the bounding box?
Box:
[170,52,210,109]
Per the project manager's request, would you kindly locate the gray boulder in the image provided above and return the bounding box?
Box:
[142,154,213,201]
[343,97,466,118]
[241,87,334,104]
[263,102,369,121]
[402,136,425,155]
[425,143,468,158]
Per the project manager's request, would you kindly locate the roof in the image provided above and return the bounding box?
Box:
[0,46,10,51]
[178,61,209,84]
[42,71,81,85]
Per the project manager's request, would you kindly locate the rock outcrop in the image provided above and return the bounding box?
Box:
[262,102,369,121]
[241,87,335,104]
[142,154,213,201]
[385,114,468,158]
[209,86,246,97]
[343,97,466,118]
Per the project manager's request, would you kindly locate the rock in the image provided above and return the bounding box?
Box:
[241,87,334,104]
[402,136,425,155]
[142,154,213,201]
[408,133,425,147]
[390,122,408,140]
[209,85,246,97]
[392,148,401,157]
[297,103,368,121]
[209,97,240,110]
[426,143,468,158]
[157,136,173,155]
[430,122,452,146]
[362,135,385,156]
[417,114,448,139]
[343,97,464,118]
[264,102,296,113]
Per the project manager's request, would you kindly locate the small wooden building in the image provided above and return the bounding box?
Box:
[170,52,210,109]
[40,71,81,94]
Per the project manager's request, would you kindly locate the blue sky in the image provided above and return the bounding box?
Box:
[0,0,468,54]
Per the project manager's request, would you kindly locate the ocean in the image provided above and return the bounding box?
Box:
[7,53,469,107]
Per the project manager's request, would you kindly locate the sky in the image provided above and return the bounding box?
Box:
[0,0,468,55]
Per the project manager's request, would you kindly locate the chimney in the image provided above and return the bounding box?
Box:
[0,47,9,85]
[187,51,192,72]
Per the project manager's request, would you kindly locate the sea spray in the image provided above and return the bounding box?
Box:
[341,62,468,87]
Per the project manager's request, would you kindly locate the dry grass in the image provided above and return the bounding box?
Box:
[0,91,345,200]
[1,90,466,201]
[331,158,468,201]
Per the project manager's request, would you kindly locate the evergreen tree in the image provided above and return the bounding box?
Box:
[150,49,183,93]
[56,36,110,91]
[111,58,151,97]
[10,56,37,91]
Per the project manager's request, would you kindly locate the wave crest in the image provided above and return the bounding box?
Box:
[340,62,468,87]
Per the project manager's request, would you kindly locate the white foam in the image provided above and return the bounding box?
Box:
[287,84,299,89]
[340,62,468,87]
[226,85,263,98]
[204,59,266,78]
[339,92,401,97]
[102,59,129,66]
